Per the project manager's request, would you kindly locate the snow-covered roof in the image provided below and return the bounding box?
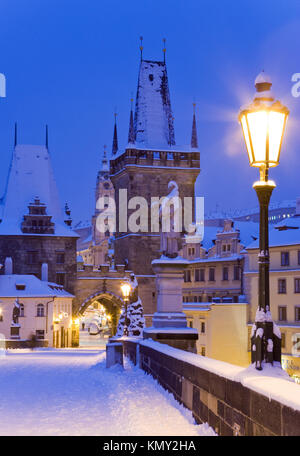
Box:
[0,144,77,238]
[196,221,259,251]
[246,215,300,249]
[134,59,175,148]
[0,274,74,298]
[255,71,272,85]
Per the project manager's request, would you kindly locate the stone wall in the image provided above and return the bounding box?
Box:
[0,235,77,293]
[123,340,300,436]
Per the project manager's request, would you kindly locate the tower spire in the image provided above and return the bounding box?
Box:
[112,112,118,155]
[128,97,135,144]
[162,38,166,63]
[139,36,143,61]
[191,103,198,149]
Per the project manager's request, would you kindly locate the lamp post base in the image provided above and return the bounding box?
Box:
[251,309,282,369]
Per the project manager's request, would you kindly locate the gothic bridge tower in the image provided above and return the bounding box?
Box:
[110,47,200,319]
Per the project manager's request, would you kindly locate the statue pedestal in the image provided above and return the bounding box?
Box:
[143,256,198,353]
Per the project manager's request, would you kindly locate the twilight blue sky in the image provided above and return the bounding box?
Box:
[0,0,300,224]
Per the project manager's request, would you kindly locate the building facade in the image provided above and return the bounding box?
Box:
[0,270,74,348]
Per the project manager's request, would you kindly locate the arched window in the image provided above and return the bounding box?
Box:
[19,303,25,317]
[37,303,45,317]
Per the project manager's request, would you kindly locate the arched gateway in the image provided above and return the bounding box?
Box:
[74,264,133,335]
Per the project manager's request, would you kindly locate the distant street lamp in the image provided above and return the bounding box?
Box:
[239,72,289,370]
[121,282,131,337]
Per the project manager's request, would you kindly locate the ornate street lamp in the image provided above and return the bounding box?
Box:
[121,282,131,337]
[239,72,289,370]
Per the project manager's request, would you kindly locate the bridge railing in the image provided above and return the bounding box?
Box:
[122,338,300,436]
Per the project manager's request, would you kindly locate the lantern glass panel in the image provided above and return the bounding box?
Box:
[241,115,253,164]
[247,111,268,166]
[269,111,286,165]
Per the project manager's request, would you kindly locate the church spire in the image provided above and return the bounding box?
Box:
[162,38,166,63]
[191,103,198,149]
[139,36,143,61]
[128,98,135,144]
[112,113,118,155]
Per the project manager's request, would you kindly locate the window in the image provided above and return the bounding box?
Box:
[295,306,300,321]
[188,247,195,256]
[56,252,65,264]
[193,296,198,303]
[201,322,205,334]
[201,347,206,356]
[19,303,25,317]
[227,244,231,251]
[184,270,191,283]
[281,332,286,349]
[27,251,38,264]
[195,268,205,282]
[36,330,45,340]
[278,306,287,321]
[37,304,45,317]
[281,252,290,266]
[295,278,300,293]
[222,245,226,252]
[233,265,240,281]
[278,279,287,294]
[198,296,202,303]
[209,268,215,281]
[233,296,238,303]
[189,320,193,328]
[222,267,229,281]
[56,273,65,286]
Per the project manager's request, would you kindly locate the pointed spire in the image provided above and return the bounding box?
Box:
[45,124,48,149]
[112,113,118,155]
[162,38,166,63]
[14,122,17,147]
[191,103,198,149]
[139,36,143,61]
[128,98,135,144]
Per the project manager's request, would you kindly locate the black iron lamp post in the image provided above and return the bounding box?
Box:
[239,72,289,370]
[121,282,131,337]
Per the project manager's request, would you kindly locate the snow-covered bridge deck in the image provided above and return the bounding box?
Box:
[0,348,215,436]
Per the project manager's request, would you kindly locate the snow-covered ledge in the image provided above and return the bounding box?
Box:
[122,339,300,436]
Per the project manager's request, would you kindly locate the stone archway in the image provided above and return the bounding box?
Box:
[78,291,124,337]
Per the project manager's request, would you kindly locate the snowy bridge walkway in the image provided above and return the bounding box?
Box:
[0,349,214,436]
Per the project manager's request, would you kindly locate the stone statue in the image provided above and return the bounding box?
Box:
[160,181,182,258]
[12,298,20,326]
